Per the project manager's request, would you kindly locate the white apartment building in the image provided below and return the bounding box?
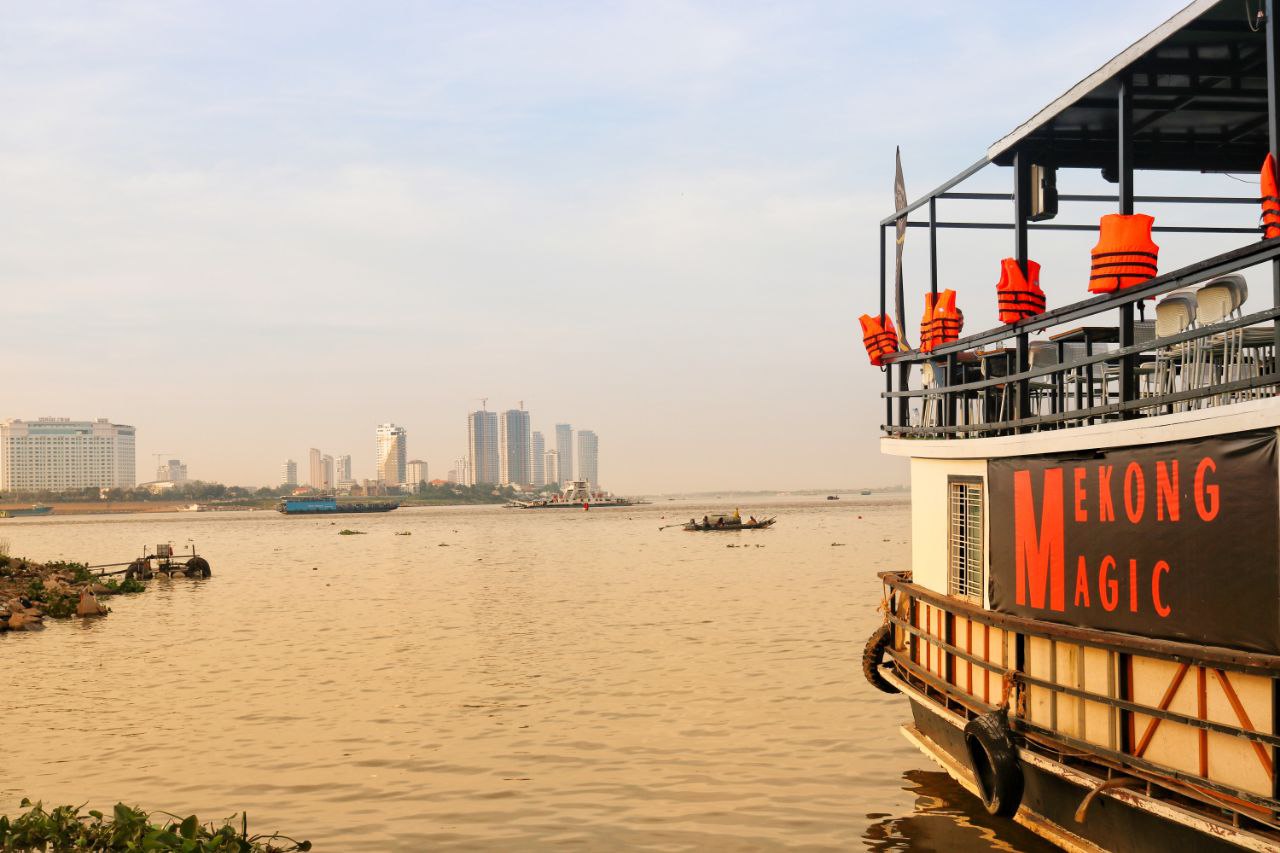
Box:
[376,423,407,486]
[544,448,559,486]
[282,459,298,487]
[406,459,429,486]
[0,417,136,491]
[531,431,546,487]
[577,430,599,489]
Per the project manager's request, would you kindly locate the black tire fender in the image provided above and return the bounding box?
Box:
[861,622,899,694]
[185,556,211,577]
[963,709,1024,817]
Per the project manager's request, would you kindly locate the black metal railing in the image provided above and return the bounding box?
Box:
[879,571,1280,830]
[881,239,1280,438]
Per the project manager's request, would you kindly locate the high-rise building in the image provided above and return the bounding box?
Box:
[155,458,188,483]
[321,454,335,490]
[449,457,469,485]
[376,423,407,486]
[531,431,546,487]
[0,417,136,491]
[282,459,298,487]
[406,459,429,486]
[467,411,499,485]
[335,454,352,483]
[309,448,324,488]
[544,448,559,486]
[499,408,531,487]
[577,430,599,488]
[555,423,573,483]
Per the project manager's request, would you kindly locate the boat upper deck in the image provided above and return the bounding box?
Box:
[877,0,1280,444]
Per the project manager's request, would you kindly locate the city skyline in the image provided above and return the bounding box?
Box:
[0,2,1186,490]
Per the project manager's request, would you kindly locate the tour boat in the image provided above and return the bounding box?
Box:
[859,3,1280,850]
[508,480,637,508]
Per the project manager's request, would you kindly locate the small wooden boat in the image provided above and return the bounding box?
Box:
[683,515,775,531]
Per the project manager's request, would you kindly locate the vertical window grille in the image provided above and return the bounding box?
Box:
[949,479,984,600]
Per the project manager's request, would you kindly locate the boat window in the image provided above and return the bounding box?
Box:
[948,477,984,601]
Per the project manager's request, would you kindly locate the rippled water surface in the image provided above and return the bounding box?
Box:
[1,497,1054,851]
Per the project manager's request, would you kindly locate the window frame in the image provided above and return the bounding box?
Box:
[947,475,985,602]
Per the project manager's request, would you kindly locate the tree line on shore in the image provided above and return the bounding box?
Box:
[0,480,551,506]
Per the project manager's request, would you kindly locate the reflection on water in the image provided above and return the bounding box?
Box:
[864,770,1057,852]
[0,498,1050,850]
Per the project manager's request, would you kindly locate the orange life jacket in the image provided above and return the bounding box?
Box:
[921,289,961,353]
[1089,214,1158,294]
[1262,153,1280,239]
[996,258,1045,323]
[859,314,899,366]
[920,293,936,353]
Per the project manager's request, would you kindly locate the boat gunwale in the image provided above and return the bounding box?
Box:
[880,571,1280,674]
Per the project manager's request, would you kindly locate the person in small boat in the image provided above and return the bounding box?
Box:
[733,508,741,521]
[715,517,725,528]
[748,515,756,525]
[702,515,710,528]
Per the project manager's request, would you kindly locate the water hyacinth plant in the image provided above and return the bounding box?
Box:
[0,799,310,851]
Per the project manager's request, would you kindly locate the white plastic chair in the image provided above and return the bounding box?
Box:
[1194,283,1244,405]
[1154,293,1196,410]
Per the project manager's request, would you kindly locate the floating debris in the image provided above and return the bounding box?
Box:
[338,529,366,536]
[395,531,412,536]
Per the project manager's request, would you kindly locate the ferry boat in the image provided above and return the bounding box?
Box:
[0,504,52,518]
[859,3,1280,850]
[508,480,637,508]
[276,496,399,515]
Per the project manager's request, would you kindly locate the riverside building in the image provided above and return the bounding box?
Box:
[0,417,136,491]
[467,411,500,485]
[499,408,531,487]
[544,448,559,486]
[309,448,324,488]
[555,423,573,482]
[376,423,407,486]
[406,459,429,487]
[577,430,598,489]
[282,459,298,488]
[531,431,546,487]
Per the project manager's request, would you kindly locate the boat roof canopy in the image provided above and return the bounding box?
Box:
[989,0,1268,173]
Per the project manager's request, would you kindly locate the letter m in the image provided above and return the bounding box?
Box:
[1014,468,1065,611]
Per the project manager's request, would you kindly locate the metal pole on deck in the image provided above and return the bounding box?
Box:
[930,197,949,427]
[881,224,892,430]
[1118,74,1137,415]
[1013,152,1032,430]
[1267,0,1280,367]
[1264,0,1280,803]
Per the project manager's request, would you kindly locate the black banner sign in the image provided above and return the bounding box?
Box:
[988,430,1279,653]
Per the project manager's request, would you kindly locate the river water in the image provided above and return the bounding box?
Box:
[1,497,1053,851]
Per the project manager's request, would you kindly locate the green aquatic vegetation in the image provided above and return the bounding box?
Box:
[337,529,365,535]
[43,562,93,584]
[103,577,146,594]
[0,799,310,851]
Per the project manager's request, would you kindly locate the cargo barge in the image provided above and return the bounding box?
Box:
[277,496,399,515]
[0,505,53,518]
[858,3,1280,850]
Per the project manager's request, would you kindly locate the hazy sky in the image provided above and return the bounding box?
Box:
[5,0,1241,492]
